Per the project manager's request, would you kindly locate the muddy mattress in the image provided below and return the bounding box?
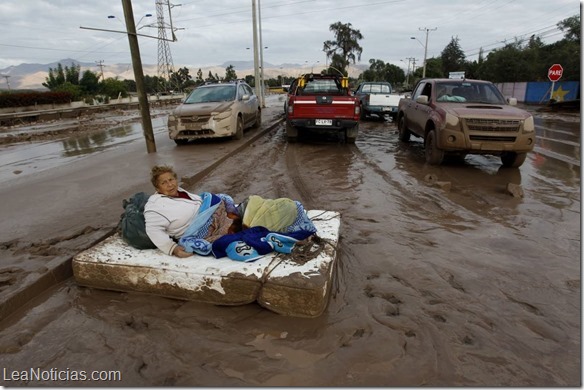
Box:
[73,210,340,317]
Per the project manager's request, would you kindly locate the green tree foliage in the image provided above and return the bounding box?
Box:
[43,63,66,89]
[99,77,128,99]
[196,68,204,85]
[79,70,100,95]
[440,36,466,76]
[323,22,363,76]
[169,67,193,91]
[206,71,216,82]
[361,59,405,85]
[225,65,238,81]
[407,14,580,84]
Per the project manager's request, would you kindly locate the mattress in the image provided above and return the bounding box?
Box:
[73,210,340,317]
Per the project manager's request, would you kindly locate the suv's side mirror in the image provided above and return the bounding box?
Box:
[416,95,429,104]
[507,97,517,106]
[241,94,251,101]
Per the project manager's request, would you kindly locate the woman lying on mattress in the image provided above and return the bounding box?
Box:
[143,165,317,261]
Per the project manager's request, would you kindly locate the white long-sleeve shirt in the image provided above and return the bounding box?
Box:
[144,188,203,255]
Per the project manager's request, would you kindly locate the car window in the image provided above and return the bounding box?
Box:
[184,85,236,103]
[243,84,254,96]
[302,79,341,94]
[412,82,427,100]
[238,84,246,100]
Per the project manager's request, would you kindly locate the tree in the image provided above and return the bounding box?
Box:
[195,68,204,85]
[43,63,66,90]
[64,63,81,85]
[169,67,193,91]
[557,14,580,43]
[79,70,100,95]
[323,22,363,76]
[206,71,216,82]
[99,77,128,99]
[225,65,237,81]
[361,59,405,85]
[441,36,466,76]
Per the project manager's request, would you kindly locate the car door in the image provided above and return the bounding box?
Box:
[240,84,256,126]
[405,82,425,136]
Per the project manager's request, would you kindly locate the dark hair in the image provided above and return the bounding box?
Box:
[150,165,177,188]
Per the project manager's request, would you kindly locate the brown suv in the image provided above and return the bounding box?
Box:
[397,78,535,167]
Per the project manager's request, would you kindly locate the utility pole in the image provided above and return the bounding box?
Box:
[95,60,106,81]
[122,0,156,153]
[257,0,266,108]
[419,27,437,78]
[251,0,261,100]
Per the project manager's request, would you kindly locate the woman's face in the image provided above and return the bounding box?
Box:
[156,172,179,197]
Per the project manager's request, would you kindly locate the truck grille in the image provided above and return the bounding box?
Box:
[464,118,521,132]
[469,135,517,142]
[180,129,215,135]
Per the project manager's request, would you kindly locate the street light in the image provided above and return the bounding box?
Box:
[410,27,436,78]
[108,13,152,29]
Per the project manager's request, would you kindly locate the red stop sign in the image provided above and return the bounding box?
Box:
[548,64,563,82]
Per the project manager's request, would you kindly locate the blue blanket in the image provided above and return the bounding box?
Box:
[178,193,317,262]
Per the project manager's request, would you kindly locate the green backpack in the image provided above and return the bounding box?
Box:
[119,192,157,250]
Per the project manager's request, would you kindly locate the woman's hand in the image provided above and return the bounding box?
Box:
[172,245,193,258]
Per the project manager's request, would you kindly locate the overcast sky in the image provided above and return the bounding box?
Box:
[0,0,579,73]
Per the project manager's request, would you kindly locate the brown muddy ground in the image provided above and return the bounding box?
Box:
[0,101,580,386]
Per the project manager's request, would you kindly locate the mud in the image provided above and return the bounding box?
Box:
[0,98,580,386]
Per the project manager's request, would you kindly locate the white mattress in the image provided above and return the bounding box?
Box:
[73,210,340,317]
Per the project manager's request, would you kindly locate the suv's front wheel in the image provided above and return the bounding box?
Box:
[233,116,244,140]
[425,129,444,165]
[501,152,527,168]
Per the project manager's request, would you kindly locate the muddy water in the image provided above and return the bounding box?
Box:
[0,113,580,386]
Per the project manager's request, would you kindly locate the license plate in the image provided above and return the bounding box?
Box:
[315,119,332,126]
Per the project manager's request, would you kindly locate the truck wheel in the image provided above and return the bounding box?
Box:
[234,116,244,140]
[360,109,367,120]
[425,130,444,165]
[500,152,527,168]
[286,121,298,143]
[345,124,359,144]
[398,115,411,142]
[174,139,189,145]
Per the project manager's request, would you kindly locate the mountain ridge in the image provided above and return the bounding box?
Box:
[0,59,367,90]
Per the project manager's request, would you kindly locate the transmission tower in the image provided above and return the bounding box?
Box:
[156,0,178,92]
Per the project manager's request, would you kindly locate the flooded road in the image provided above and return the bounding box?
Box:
[0,100,580,386]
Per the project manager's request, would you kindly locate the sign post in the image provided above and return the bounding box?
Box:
[547,64,564,101]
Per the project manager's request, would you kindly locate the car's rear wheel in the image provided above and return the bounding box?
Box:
[360,108,367,120]
[286,121,298,142]
[398,115,411,142]
[345,124,359,144]
[500,152,527,168]
[234,116,244,140]
[425,129,444,165]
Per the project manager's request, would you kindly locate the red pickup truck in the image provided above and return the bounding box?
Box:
[284,73,361,143]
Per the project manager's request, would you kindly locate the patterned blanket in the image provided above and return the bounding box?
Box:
[178,193,317,262]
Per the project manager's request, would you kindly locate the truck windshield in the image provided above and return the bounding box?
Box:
[302,79,342,94]
[435,82,507,104]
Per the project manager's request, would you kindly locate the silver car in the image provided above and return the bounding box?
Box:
[168,80,261,144]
